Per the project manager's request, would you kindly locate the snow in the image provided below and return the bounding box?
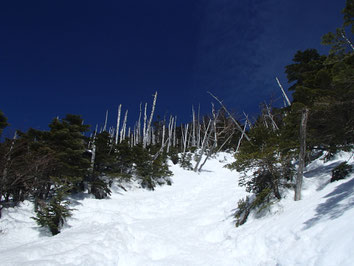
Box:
[1,152,354,265]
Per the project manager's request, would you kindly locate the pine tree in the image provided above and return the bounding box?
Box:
[33,185,72,235]
[47,114,90,192]
[89,131,113,199]
[228,112,295,226]
[133,144,172,190]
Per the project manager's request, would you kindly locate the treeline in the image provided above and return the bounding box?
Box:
[229,0,354,226]
[0,92,244,234]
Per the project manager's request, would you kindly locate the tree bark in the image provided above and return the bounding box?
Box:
[103,110,108,132]
[115,104,122,145]
[276,77,291,107]
[294,108,309,201]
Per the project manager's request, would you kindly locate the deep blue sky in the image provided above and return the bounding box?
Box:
[0,0,346,136]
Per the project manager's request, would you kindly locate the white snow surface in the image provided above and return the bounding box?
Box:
[1,152,354,266]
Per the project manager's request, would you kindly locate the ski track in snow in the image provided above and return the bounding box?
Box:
[1,152,354,266]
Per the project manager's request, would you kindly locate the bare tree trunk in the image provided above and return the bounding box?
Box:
[198,142,216,172]
[243,112,253,129]
[115,104,122,144]
[151,127,155,146]
[194,120,212,172]
[136,103,142,144]
[1,131,17,184]
[103,110,109,132]
[294,108,309,201]
[236,121,248,153]
[197,104,201,148]
[264,103,279,131]
[144,92,157,148]
[173,116,177,147]
[276,77,291,107]
[153,138,169,161]
[192,106,196,147]
[217,130,235,153]
[161,123,166,149]
[182,124,189,154]
[211,103,218,147]
[208,91,250,141]
[90,140,96,173]
[120,110,128,143]
[167,116,174,153]
[340,29,354,51]
[143,103,147,146]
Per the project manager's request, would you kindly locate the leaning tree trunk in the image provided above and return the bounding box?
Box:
[194,120,212,172]
[294,108,309,201]
[144,92,157,148]
[208,91,251,141]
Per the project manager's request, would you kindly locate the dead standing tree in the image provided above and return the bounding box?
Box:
[207,92,250,142]
[294,108,309,201]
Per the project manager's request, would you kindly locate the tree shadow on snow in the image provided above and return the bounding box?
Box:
[198,169,213,173]
[304,161,342,191]
[304,162,339,178]
[303,177,354,230]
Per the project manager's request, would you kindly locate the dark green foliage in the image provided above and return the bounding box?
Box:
[33,187,72,235]
[283,48,354,153]
[0,110,8,137]
[322,0,354,57]
[89,176,112,199]
[233,1,354,227]
[234,196,251,227]
[133,144,172,190]
[93,131,115,174]
[47,115,90,192]
[0,131,56,214]
[179,152,193,170]
[235,188,274,227]
[343,0,354,30]
[168,147,179,165]
[285,49,328,105]
[331,162,353,182]
[108,140,135,181]
[229,113,295,226]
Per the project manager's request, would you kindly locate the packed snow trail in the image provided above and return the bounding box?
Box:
[1,152,354,265]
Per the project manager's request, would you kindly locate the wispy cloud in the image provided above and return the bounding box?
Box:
[193,0,344,114]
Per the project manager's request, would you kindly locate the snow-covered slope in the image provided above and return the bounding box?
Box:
[0,152,353,266]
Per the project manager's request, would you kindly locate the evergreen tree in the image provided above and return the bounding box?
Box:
[33,185,72,236]
[284,47,353,154]
[133,144,172,190]
[88,131,114,199]
[0,129,56,217]
[228,110,295,226]
[47,115,90,192]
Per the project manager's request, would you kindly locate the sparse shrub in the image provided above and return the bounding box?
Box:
[234,196,251,227]
[89,176,112,199]
[234,188,275,227]
[169,148,179,165]
[133,145,173,190]
[32,188,72,235]
[180,152,193,170]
